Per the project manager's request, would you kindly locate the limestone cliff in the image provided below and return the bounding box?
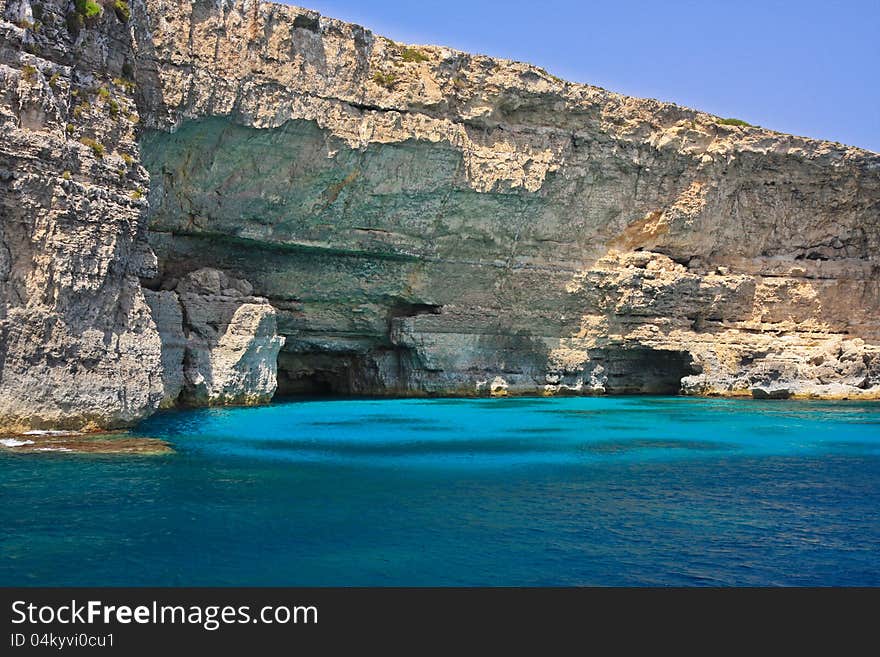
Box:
[0,0,161,431]
[1,0,878,432]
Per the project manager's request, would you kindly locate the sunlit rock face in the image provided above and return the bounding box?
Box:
[137,0,880,401]
[1,0,878,433]
[0,0,163,432]
[143,268,284,407]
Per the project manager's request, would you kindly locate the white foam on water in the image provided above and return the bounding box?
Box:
[34,447,73,452]
[0,439,35,447]
[23,430,76,436]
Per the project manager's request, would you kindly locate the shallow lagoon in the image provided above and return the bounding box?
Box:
[2,396,879,585]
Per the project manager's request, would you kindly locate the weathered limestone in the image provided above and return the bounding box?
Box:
[142,288,185,407]
[136,0,880,401]
[144,268,284,406]
[556,251,880,399]
[0,0,163,432]
[0,0,878,434]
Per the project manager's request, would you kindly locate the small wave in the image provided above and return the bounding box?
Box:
[23,430,77,436]
[1,439,35,447]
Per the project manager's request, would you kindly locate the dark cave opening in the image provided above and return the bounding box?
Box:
[274,351,358,398]
[273,304,437,400]
[598,347,700,395]
[273,345,701,400]
[275,369,341,398]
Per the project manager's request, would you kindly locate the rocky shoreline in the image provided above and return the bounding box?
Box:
[0,430,173,455]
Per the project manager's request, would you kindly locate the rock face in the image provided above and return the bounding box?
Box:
[0,0,878,432]
[0,0,163,432]
[135,0,880,401]
[144,267,284,407]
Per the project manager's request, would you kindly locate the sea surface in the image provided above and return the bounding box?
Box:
[2,396,879,586]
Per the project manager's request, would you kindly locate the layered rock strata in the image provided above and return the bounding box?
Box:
[0,0,878,432]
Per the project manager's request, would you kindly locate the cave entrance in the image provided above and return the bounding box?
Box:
[275,369,342,397]
[273,346,413,399]
[274,352,357,399]
[598,347,699,395]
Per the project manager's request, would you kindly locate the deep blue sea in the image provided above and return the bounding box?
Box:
[2,396,879,586]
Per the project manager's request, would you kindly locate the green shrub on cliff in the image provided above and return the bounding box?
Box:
[75,0,102,19]
[21,65,37,82]
[67,0,101,35]
[113,77,136,92]
[400,47,429,63]
[113,0,131,22]
[373,71,397,89]
[79,137,105,158]
[716,117,753,127]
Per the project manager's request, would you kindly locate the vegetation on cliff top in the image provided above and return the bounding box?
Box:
[716,117,753,127]
[400,46,430,63]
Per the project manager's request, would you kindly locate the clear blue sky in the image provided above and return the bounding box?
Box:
[285,0,880,152]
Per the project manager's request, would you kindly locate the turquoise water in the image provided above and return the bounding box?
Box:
[2,396,879,586]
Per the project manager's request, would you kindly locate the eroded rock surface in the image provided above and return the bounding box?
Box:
[144,267,284,406]
[0,0,162,432]
[0,431,173,454]
[136,0,880,401]
[0,0,878,433]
